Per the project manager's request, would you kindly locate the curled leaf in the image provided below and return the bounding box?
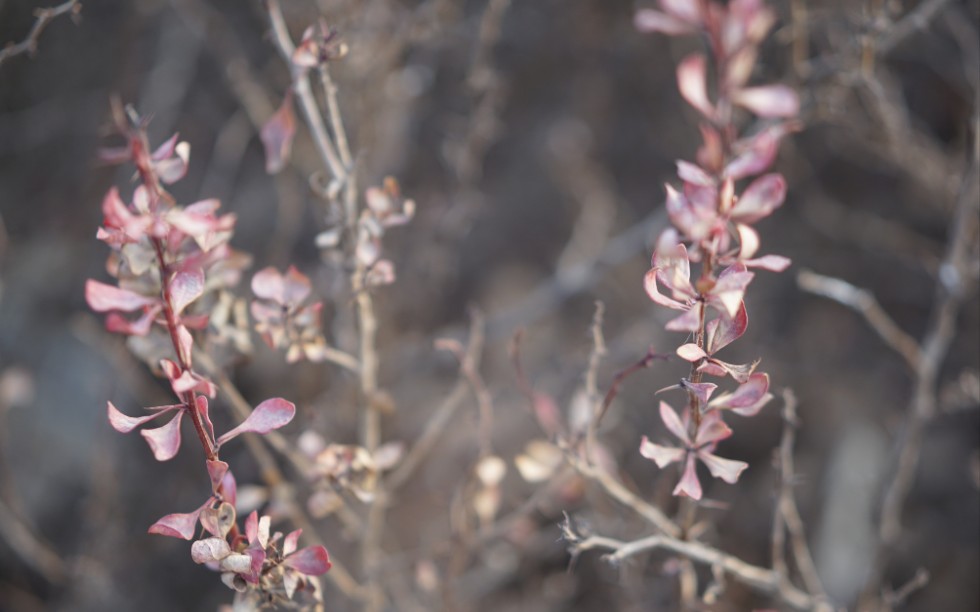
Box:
[216,398,296,447]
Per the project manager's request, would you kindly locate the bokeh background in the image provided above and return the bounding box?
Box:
[0,0,977,610]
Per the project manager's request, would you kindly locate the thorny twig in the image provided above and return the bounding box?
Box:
[0,0,81,68]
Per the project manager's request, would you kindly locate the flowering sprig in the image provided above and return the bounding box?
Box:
[86,101,329,604]
[635,0,798,500]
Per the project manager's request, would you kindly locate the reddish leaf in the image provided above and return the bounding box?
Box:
[639,436,685,467]
[283,529,302,557]
[207,460,229,494]
[706,302,748,355]
[284,545,332,576]
[140,411,184,461]
[673,454,702,499]
[148,498,212,540]
[86,280,156,312]
[170,268,205,315]
[731,174,786,224]
[216,398,296,447]
[677,54,714,119]
[698,451,748,483]
[261,92,296,174]
[659,401,689,442]
[107,401,180,433]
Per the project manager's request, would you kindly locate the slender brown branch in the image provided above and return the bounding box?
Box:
[797,269,922,371]
[0,0,81,68]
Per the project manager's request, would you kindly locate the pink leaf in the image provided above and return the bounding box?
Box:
[659,401,689,443]
[86,280,156,312]
[665,305,702,332]
[191,537,231,564]
[170,268,205,316]
[732,174,786,224]
[744,254,791,272]
[736,223,760,260]
[251,267,285,304]
[105,307,158,336]
[694,411,733,446]
[661,0,701,23]
[151,133,179,161]
[672,454,702,499]
[207,460,229,494]
[197,396,215,447]
[709,373,772,416]
[148,498,212,540]
[140,411,184,461]
[282,266,312,305]
[154,142,190,184]
[640,436,685,468]
[216,398,296,447]
[261,92,296,174]
[734,85,799,118]
[244,510,258,544]
[677,54,714,119]
[107,401,180,433]
[634,9,693,35]
[698,451,748,483]
[683,381,717,405]
[676,160,714,186]
[706,302,748,355]
[283,529,302,557]
[284,545,332,576]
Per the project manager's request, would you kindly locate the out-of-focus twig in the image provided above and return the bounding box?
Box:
[571,533,823,611]
[772,390,827,602]
[0,0,81,68]
[0,498,66,585]
[797,269,922,371]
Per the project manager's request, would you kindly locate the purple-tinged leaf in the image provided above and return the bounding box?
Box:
[736,223,760,260]
[151,133,180,161]
[282,266,312,305]
[673,454,702,499]
[284,545,332,576]
[207,460,229,494]
[140,411,184,461]
[709,373,772,416]
[261,92,296,174]
[107,401,180,433]
[659,401,689,442]
[191,537,231,564]
[219,469,237,507]
[743,254,791,272]
[105,307,158,336]
[698,451,748,483]
[200,501,236,538]
[216,398,296,447]
[700,357,759,383]
[645,269,687,310]
[148,498,212,540]
[170,268,205,316]
[724,130,778,180]
[734,85,799,118]
[693,411,733,446]
[732,174,786,224]
[682,381,717,405]
[706,302,748,355]
[640,436,685,467]
[709,264,754,317]
[283,529,302,557]
[665,304,702,332]
[154,142,190,184]
[634,9,693,35]
[661,0,701,23]
[677,54,714,119]
[176,324,194,366]
[677,160,714,186]
[197,396,215,447]
[244,510,258,545]
[86,280,157,312]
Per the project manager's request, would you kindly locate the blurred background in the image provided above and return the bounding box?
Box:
[0,0,977,610]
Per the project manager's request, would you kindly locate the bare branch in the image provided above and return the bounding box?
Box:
[797,269,922,370]
[0,0,81,68]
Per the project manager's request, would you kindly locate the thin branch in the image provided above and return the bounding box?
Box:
[564,451,680,539]
[0,0,81,68]
[264,0,346,184]
[573,534,823,611]
[797,269,922,370]
[774,390,827,600]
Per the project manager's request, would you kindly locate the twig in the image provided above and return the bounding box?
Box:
[593,347,670,436]
[264,0,346,184]
[572,534,822,611]
[860,144,980,605]
[773,390,827,601]
[797,269,922,371]
[564,452,680,538]
[0,0,81,68]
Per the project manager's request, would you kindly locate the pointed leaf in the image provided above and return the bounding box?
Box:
[216,398,296,447]
[732,174,786,224]
[640,436,685,468]
[284,545,332,576]
[659,401,689,443]
[107,401,180,433]
[261,92,296,174]
[699,451,749,483]
[734,85,799,118]
[171,268,205,316]
[148,498,211,540]
[634,9,693,35]
[86,280,156,312]
[677,54,714,118]
[672,453,702,499]
[140,411,184,461]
